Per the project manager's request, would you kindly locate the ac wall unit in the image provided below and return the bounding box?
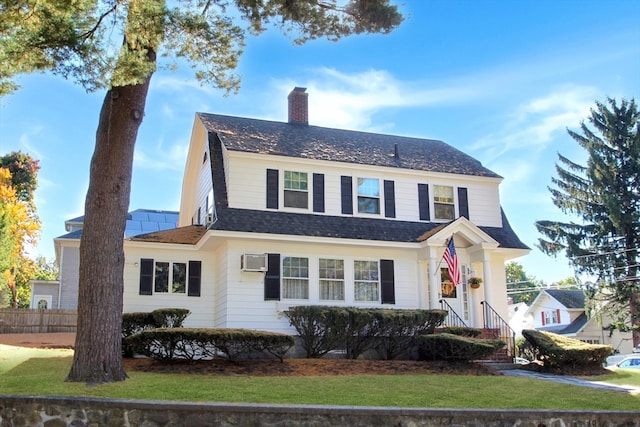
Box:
[241,254,268,272]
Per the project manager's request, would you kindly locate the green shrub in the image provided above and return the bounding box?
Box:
[121,309,191,357]
[417,333,505,361]
[150,308,191,328]
[522,329,611,369]
[439,326,483,337]
[283,306,345,358]
[283,306,447,359]
[372,309,447,360]
[127,328,295,362]
[121,312,157,357]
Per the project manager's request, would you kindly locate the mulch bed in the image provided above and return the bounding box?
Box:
[122,357,503,377]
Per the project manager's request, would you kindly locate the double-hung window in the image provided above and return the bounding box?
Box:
[154,261,186,294]
[319,258,344,301]
[434,185,455,220]
[284,171,308,209]
[282,256,309,299]
[354,260,379,302]
[357,178,380,214]
[543,310,560,325]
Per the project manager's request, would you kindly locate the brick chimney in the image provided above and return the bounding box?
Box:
[288,87,308,125]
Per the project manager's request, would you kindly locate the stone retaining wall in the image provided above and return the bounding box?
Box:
[1,396,639,427]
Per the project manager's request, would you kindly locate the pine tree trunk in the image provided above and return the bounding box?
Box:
[66,78,152,383]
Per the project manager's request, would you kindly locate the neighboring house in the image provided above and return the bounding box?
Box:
[525,289,633,354]
[52,87,530,340]
[43,209,179,310]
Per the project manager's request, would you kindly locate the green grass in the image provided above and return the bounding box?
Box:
[1,345,639,410]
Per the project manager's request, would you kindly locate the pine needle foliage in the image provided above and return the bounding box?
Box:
[536,98,640,340]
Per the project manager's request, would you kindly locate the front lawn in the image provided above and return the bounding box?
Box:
[0,345,638,410]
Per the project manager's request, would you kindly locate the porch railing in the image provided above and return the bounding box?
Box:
[481,301,517,360]
[438,299,468,328]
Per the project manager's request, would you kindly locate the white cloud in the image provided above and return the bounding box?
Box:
[471,85,599,162]
[134,140,189,172]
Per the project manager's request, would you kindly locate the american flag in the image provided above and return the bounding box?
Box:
[443,238,461,286]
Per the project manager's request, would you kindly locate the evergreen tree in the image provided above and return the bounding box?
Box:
[536,98,640,346]
[0,0,403,384]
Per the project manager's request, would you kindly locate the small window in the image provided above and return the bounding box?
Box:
[434,185,454,220]
[154,261,186,294]
[354,260,379,301]
[172,263,186,293]
[282,256,309,299]
[357,178,380,214]
[544,310,560,325]
[284,171,308,209]
[154,262,170,293]
[319,259,344,301]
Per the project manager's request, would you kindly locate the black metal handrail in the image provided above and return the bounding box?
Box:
[439,299,468,328]
[481,300,517,360]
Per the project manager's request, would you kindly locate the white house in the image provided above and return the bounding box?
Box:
[525,289,633,354]
[52,87,530,349]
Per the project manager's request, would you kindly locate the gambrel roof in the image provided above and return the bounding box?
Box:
[197,113,502,178]
[198,127,529,250]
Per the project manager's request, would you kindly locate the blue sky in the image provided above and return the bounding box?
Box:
[0,0,638,284]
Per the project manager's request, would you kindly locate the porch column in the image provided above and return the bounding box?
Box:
[482,256,492,304]
[429,247,439,309]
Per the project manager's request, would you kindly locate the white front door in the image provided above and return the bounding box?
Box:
[440,267,469,325]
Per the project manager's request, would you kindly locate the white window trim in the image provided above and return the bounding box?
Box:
[153,260,188,295]
[281,170,311,211]
[433,184,456,221]
[355,177,381,216]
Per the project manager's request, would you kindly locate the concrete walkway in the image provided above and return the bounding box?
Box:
[500,367,640,394]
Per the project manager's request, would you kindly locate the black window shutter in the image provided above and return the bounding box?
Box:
[188,260,202,297]
[384,180,396,218]
[313,173,325,213]
[341,176,353,215]
[418,184,430,221]
[380,259,395,304]
[458,187,469,219]
[266,169,279,209]
[264,253,281,300]
[139,258,154,295]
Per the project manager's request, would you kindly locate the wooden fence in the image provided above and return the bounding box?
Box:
[0,309,77,333]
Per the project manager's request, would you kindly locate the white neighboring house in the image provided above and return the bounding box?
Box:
[525,289,634,354]
[33,209,179,310]
[51,88,530,346]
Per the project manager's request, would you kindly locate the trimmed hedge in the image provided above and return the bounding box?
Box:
[121,308,191,357]
[417,333,505,361]
[438,326,483,337]
[126,328,295,362]
[522,329,612,368]
[283,306,447,359]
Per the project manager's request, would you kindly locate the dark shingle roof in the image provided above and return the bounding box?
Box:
[198,113,501,178]
[204,129,529,250]
[539,312,588,335]
[546,290,585,309]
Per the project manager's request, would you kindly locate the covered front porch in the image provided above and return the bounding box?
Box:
[415,217,529,360]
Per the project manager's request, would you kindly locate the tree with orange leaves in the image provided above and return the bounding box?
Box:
[0,152,41,308]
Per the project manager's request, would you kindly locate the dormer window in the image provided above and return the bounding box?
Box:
[284,171,308,209]
[357,178,380,214]
[434,185,455,220]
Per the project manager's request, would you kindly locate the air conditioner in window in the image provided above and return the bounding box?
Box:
[241,254,268,272]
